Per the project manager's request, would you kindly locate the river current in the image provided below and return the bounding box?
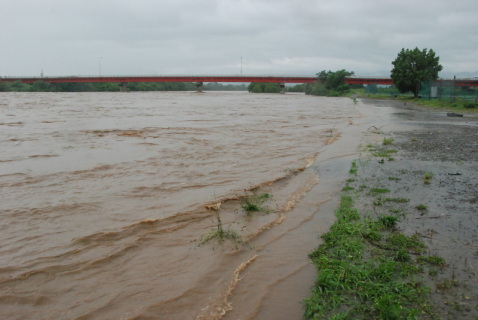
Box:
[0,91,369,319]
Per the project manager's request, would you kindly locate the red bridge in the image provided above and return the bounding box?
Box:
[2,75,477,90]
[2,75,388,84]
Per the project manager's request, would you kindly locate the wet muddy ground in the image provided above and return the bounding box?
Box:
[353,99,478,319]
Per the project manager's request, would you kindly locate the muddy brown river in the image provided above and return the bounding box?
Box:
[0,91,393,319]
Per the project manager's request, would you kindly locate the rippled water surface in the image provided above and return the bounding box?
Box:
[0,91,361,319]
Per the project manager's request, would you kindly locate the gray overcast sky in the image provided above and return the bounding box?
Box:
[2,0,477,78]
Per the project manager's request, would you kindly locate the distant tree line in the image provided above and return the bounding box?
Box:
[248,82,281,93]
[248,82,307,93]
[0,81,247,92]
[204,82,247,91]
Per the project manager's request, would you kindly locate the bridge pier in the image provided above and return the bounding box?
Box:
[196,82,203,93]
[280,83,285,94]
[119,82,127,92]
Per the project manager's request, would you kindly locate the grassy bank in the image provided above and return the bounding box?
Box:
[304,179,442,319]
[352,91,478,113]
[304,136,454,319]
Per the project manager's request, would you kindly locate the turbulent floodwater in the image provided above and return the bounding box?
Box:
[0,91,362,319]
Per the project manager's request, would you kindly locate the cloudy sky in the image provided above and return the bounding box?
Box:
[1,0,477,78]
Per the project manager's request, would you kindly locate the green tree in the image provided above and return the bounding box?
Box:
[32,80,52,92]
[0,81,10,92]
[288,83,305,92]
[391,47,443,98]
[9,81,31,92]
[305,69,354,96]
[248,82,280,93]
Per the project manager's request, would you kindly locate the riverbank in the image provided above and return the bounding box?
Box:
[305,98,478,319]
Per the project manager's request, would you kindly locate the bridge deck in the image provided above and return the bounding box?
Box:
[2,76,478,87]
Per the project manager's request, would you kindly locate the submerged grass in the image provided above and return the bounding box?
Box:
[305,192,439,320]
[199,210,245,246]
[240,190,271,214]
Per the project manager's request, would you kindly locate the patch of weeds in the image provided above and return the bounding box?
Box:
[429,268,439,277]
[383,137,394,145]
[342,185,354,191]
[199,210,245,246]
[417,255,446,266]
[400,264,424,276]
[437,278,459,290]
[346,178,356,183]
[363,230,382,242]
[305,195,435,320]
[349,160,358,175]
[200,227,243,245]
[416,204,428,211]
[464,102,478,109]
[240,190,271,214]
[373,149,398,158]
[384,197,409,203]
[378,215,399,229]
[388,176,401,181]
[369,188,390,196]
[411,137,418,142]
[385,233,425,254]
[423,172,434,184]
[366,144,376,149]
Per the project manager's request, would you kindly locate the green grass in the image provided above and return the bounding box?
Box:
[199,210,245,246]
[412,97,478,112]
[357,93,478,113]
[199,227,244,245]
[383,137,394,145]
[373,149,398,158]
[349,160,358,175]
[388,176,401,181]
[240,191,271,214]
[423,172,434,185]
[305,195,439,319]
[417,255,446,266]
[384,197,410,203]
[369,188,390,195]
[416,204,428,211]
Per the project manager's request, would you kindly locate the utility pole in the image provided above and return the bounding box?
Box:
[99,57,103,77]
[452,75,456,102]
[240,57,243,76]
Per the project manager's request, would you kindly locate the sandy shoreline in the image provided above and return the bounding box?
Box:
[346,99,478,318]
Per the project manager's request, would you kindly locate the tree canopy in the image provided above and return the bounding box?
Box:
[248,82,281,93]
[305,69,355,96]
[391,48,443,98]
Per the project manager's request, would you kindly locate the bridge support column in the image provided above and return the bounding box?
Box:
[119,82,127,92]
[280,83,285,94]
[196,82,203,93]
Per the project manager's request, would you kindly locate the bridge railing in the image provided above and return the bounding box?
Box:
[2,75,478,87]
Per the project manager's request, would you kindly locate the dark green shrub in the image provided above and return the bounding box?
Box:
[464,102,477,109]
